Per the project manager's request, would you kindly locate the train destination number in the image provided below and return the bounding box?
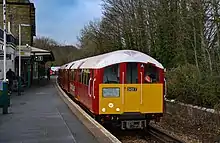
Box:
[127,87,137,91]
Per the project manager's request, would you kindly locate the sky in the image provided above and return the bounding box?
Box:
[32,0,103,45]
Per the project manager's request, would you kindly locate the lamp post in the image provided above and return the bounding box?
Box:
[3,0,6,81]
[18,24,30,96]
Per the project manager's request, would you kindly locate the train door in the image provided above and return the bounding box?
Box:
[124,62,141,112]
[140,64,164,113]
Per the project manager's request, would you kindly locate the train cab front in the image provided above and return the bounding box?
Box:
[98,62,165,130]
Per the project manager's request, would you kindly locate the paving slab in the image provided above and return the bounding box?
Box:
[0,79,98,143]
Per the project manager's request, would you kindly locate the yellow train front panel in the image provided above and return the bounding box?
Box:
[99,84,163,114]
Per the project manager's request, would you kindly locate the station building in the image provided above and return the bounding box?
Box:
[0,0,54,86]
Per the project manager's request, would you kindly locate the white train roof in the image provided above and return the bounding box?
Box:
[65,61,75,69]
[79,50,164,69]
[70,57,90,69]
[60,64,68,69]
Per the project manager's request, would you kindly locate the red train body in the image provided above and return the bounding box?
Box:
[58,50,165,130]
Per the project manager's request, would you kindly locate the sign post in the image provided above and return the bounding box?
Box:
[18,24,30,96]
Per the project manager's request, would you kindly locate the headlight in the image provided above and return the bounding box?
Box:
[102,87,120,97]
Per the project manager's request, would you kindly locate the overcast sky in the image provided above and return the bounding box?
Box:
[32,0,103,45]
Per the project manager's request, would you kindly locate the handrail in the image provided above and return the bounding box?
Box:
[140,72,143,104]
[122,72,124,104]
[93,78,96,99]
[164,78,167,98]
[88,78,92,97]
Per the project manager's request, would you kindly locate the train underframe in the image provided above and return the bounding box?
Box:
[96,113,163,130]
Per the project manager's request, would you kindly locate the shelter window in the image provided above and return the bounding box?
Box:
[103,64,120,84]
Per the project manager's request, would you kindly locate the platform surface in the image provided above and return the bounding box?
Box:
[0,78,99,143]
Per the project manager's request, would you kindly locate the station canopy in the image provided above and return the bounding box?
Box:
[30,46,55,62]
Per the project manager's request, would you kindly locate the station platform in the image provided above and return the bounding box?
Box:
[0,78,99,143]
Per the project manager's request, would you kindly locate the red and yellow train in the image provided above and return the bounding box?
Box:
[58,50,165,130]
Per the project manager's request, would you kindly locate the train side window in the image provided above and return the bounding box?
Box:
[73,70,77,81]
[82,70,85,84]
[85,69,90,86]
[79,70,82,83]
[84,70,87,85]
[70,71,72,81]
[103,64,120,84]
[144,64,159,83]
[72,70,75,81]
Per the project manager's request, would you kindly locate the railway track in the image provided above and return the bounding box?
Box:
[148,125,184,143]
[106,124,184,143]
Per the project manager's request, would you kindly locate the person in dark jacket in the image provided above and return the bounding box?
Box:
[6,69,15,92]
[47,67,51,80]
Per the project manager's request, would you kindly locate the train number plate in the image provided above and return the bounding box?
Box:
[126,121,141,129]
[127,87,137,91]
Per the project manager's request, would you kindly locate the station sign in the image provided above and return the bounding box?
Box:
[35,56,43,61]
[15,51,31,57]
[15,45,31,57]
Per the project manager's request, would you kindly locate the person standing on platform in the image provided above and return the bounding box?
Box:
[6,69,15,93]
[47,67,51,81]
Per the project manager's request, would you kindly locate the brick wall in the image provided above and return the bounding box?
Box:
[0,0,36,46]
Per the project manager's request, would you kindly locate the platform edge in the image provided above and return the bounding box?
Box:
[55,79,121,143]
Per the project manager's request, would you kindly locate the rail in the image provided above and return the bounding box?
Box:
[148,125,184,143]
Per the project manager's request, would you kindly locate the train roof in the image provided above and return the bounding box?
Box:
[65,61,75,69]
[60,64,68,69]
[79,50,164,69]
[70,57,90,69]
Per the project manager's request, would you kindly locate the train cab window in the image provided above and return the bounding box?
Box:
[103,64,120,84]
[126,63,138,84]
[144,64,159,83]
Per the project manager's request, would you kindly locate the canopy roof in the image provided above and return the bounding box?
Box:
[30,46,55,61]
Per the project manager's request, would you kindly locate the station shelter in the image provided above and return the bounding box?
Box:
[30,47,54,84]
[15,45,54,87]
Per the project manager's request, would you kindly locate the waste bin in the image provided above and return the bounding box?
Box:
[0,80,10,114]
